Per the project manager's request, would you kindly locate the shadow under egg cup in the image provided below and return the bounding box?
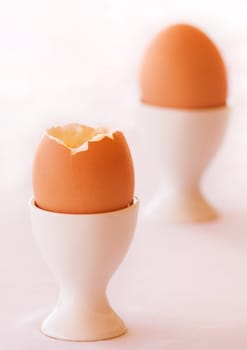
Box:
[139,104,229,223]
[29,197,139,341]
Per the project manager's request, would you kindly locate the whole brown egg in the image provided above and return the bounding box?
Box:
[140,23,227,109]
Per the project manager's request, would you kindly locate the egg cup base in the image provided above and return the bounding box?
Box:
[40,307,127,342]
[145,188,219,224]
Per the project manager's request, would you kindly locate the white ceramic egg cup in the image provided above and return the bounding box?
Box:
[139,104,229,223]
[30,198,139,341]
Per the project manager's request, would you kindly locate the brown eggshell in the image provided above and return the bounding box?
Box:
[140,24,227,109]
[33,131,135,214]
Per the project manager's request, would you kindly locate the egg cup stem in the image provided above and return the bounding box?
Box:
[30,198,139,341]
[139,105,229,223]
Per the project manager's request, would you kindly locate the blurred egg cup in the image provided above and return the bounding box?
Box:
[139,105,229,223]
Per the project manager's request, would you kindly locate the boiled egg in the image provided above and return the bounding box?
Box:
[33,123,134,214]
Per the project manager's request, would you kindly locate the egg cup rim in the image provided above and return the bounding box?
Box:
[29,196,139,217]
[140,102,231,113]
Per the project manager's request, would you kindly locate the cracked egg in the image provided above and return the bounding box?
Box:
[32,123,135,214]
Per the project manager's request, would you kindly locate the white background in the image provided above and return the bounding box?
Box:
[1,1,247,349]
[0,0,246,195]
